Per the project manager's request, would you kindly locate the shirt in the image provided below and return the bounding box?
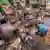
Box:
[37,24,48,33]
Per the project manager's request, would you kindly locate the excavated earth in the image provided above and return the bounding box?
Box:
[5,16,50,50]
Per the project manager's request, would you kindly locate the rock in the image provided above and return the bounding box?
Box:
[0,40,5,46]
[0,40,5,50]
[0,23,17,41]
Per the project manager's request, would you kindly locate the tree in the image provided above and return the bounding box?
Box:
[0,0,10,5]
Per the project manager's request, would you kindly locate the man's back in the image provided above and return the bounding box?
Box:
[37,24,48,33]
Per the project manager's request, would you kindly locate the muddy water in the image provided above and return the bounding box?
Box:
[44,19,50,27]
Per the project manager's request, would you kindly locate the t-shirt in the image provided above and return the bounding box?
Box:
[37,24,48,33]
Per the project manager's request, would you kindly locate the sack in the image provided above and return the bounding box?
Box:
[3,5,13,14]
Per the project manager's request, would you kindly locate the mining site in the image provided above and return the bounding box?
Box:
[0,0,50,50]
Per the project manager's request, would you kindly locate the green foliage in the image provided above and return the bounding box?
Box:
[0,0,10,5]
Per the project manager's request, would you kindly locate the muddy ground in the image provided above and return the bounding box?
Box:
[5,16,50,50]
[0,10,50,50]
